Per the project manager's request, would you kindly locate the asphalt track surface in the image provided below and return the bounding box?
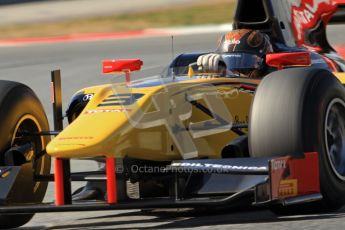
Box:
[0,26,344,229]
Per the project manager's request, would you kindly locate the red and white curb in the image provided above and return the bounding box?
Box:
[0,30,168,46]
[0,24,233,47]
[0,23,343,58]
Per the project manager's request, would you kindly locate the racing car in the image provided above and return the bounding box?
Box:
[1,0,345,228]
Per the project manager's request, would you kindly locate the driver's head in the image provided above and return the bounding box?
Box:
[216,29,273,77]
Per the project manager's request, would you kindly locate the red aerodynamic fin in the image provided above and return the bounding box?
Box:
[291,0,338,47]
[336,46,345,58]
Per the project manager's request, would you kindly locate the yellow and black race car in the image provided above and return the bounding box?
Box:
[1,0,345,228]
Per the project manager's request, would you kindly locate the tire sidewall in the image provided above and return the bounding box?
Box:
[302,72,345,208]
[0,82,50,229]
[249,68,345,212]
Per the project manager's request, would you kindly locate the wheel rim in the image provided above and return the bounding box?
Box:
[325,98,345,180]
[11,114,47,192]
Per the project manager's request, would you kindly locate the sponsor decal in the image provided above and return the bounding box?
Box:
[291,0,337,46]
[234,115,249,125]
[84,109,132,114]
[171,162,267,171]
[272,159,287,170]
[216,88,240,99]
[55,143,86,147]
[223,54,242,58]
[58,136,94,140]
[82,94,94,102]
[278,179,298,197]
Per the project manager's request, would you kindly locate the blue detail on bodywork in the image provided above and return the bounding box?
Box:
[129,76,193,88]
[98,93,145,107]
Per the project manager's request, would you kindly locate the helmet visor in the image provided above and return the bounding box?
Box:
[221,53,262,72]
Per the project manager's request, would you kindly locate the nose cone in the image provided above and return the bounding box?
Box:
[46,84,159,159]
[46,83,156,158]
[46,111,128,158]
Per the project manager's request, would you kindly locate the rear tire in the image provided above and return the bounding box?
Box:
[0,81,51,229]
[249,68,345,214]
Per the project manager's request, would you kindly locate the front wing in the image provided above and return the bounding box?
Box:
[0,152,321,214]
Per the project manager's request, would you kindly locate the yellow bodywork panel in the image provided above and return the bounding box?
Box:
[335,73,345,84]
[46,77,256,160]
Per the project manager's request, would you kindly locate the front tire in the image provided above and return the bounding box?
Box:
[0,81,51,229]
[249,68,345,213]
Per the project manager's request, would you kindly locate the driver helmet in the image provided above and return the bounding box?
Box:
[216,29,273,77]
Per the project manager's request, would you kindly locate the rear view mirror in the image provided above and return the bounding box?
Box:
[102,59,143,74]
[266,52,311,70]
